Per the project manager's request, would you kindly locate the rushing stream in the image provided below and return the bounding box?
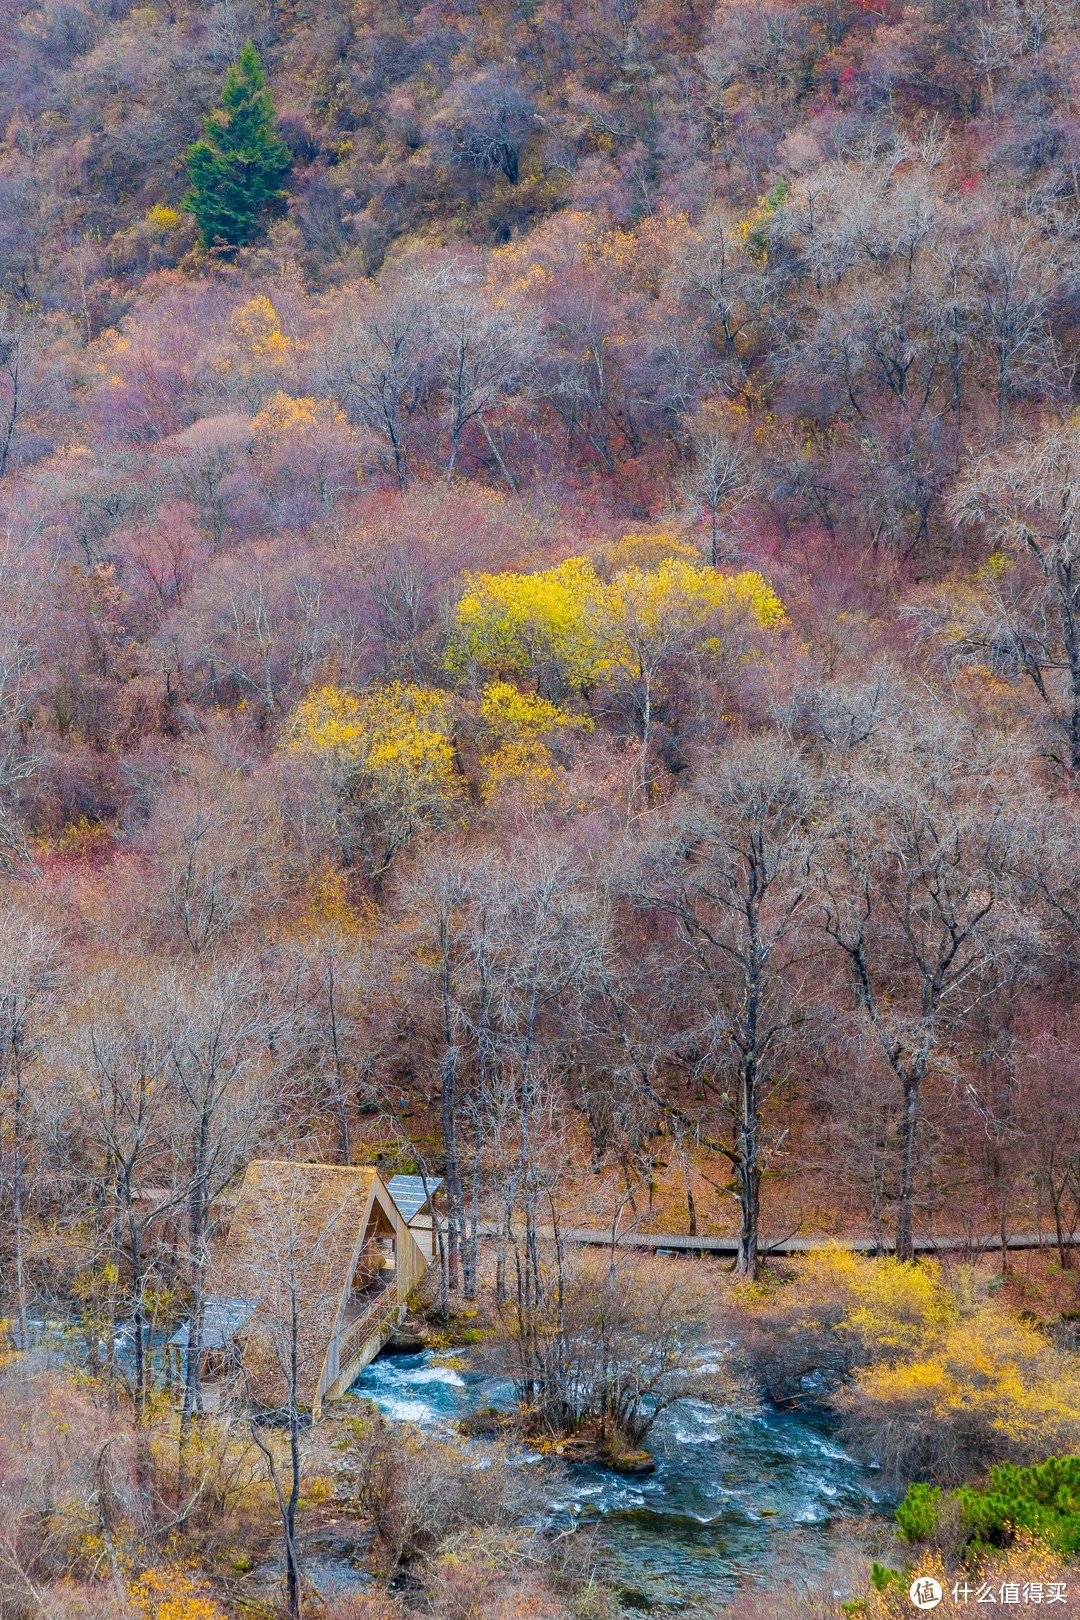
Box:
[352,1348,891,1612]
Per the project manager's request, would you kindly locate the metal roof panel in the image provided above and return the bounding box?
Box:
[386,1174,443,1222]
[169,1295,259,1349]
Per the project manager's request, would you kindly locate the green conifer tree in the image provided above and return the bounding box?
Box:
[185,41,291,250]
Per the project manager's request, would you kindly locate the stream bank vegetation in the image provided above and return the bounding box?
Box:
[738,1250,1080,1484]
[496,1245,728,1467]
[711,1250,1080,1616]
[0,1346,619,1620]
[1,1223,1079,1614]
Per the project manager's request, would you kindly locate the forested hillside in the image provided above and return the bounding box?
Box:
[1,0,1080,1612]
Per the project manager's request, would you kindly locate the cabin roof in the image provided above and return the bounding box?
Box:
[386,1174,443,1223]
[213,1160,388,1410]
[169,1161,431,1412]
[169,1295,257,1349]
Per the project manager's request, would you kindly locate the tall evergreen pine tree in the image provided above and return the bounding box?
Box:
[185,41,291,249]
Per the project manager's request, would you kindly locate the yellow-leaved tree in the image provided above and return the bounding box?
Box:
[854,1307,1080,1475]
[601,556,784,767]
[448,551,785,800]
[757,1248,1080,1481]
[251,391,348,442]
[446,556,607,698]
[478,680,592,805]
[285,683,463,888]
[448,553,783,698]
[224,294,294,409]
[130,1564,229,1620]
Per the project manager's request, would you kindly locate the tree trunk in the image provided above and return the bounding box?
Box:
[1064,603,1080,772]
[1046,1168,1075,1272]
[325,953,351,1165]
[464,1123,481,1300]
[12,1062,28,1349]
[735,1059,760,1278]
[285,1402,303,1620]
[440,1047,462,1296]
[895,1074,920,1263]
[127,1201,148,1419]
[0,353,20,480]
[684,1155,697,1237]
[181,1158,210,1454]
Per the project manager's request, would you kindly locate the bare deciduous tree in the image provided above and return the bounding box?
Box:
[431,70,538,187]
[149,763,281,957]
[500,1237,722,1449]
[0,903,62,1347]
[635,736,814,1276]
[322,285,434,491]
[951,420,1080,772]
[234,1175,345,1620]
[0,508,52,872]
[74,970,178,1416]
[425,269,534,479]
[0,300,44,480]
[819,716,1028,1261]
[678,406,759,566]
[164,959,285,1446]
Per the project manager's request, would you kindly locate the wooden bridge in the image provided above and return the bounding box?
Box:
[172,1164,442,1419]
[320,1284,411,1403]
[475,1222,1075,1259]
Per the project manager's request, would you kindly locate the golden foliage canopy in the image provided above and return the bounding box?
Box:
[229,294,291,362]
[447,553,785,697]
[251,391,348,447]
[285,683,462,878]
[130,1564,229,1620]
[447,557,606,694]
[780,1249,1080,1468]
[286,682,456,792]
[478,680,591,806]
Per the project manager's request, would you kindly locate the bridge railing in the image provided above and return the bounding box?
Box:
[324,1288,404,1393]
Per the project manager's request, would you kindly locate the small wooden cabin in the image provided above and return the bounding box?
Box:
[385,1174,444,1262]
[173,1161,429,1418]
[168,1296,256,1411]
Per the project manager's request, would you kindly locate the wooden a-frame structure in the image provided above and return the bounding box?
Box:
[175,1161,429,1417]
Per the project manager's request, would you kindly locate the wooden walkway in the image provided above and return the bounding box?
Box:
[475,1223,1074,1258]
[321,1287,410,1404]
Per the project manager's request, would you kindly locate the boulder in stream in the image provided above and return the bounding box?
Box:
[384,1321,428,1353]
[607,1448,657,1475]
[458,1404,507,1436]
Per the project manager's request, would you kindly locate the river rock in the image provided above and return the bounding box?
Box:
[554,1434,601,1462]
[458,1404,506,1436]
[608,1448,657,1475]
[384,1321,428,1352]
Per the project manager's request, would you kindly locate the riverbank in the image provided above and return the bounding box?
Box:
[349,1347,890,1613]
